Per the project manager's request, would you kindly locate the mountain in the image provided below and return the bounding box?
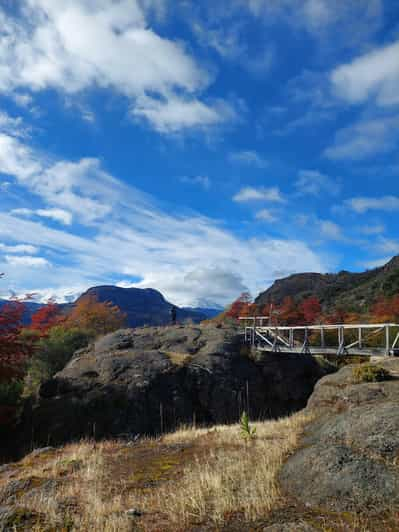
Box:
[182,306,223,319]
[255,255,399,312]
[75,285,208,326]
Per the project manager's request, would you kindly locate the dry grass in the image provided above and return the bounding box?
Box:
[164,351,192,366]
[4,411,396,530]
[142,411,313,527]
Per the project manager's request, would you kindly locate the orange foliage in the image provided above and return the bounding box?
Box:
[300,296,322,325]
[0,300,30,380]
[64,294,126,336]
[30,300,62,335]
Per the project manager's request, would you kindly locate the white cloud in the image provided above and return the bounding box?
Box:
[295,170,340,196]
[324,115,399,160]
[5,255,50,267]
[359,224,385,235]
[132,94,235,133]
[233,186,284,203]
[0,243,38,254]
[346,196,399,213]
[319,220,343,240]
[331,40,399,106]
[0,0,232,132]
[0,132,327,305]
[229,150,268,168]
[180,175,211,189]
[255,209,277,222]
[240,0,382,41]
[361,256,392,269]
[11,208,73,225]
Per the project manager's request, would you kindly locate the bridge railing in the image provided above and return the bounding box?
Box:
[239,317,399,356]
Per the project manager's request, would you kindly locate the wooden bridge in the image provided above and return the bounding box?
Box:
[239,317,399,356]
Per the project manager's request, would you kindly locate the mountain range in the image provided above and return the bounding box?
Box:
[255,255,399,312]
[0,286,222,327]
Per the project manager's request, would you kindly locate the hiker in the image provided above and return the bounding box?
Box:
[170,305,177,325]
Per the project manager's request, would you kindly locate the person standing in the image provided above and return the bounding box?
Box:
[170,305,177,325]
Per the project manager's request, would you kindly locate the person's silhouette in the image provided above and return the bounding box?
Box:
[170,305,177,325]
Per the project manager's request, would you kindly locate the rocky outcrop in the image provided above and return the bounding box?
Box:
[280,358,399,512]
[20,324,332,450]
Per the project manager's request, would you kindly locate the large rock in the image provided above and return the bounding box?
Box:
[21,324,332,449]
[280,358,399,512]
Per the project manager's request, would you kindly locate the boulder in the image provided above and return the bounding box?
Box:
[280,358,399,512]
[20,324,332,449]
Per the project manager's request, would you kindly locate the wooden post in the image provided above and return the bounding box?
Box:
[358,327,362,349]
[386,325,390,356]
[289,328,294,349]
[320,327,325,349]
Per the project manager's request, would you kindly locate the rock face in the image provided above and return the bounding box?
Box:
[280,358,399,512]
[21,324,332,449]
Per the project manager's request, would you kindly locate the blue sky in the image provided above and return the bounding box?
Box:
[0,0,399,307]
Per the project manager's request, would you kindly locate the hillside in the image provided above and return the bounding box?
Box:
[255,255,399,312]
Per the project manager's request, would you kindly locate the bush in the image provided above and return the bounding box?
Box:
[352,364,391,383]
[24,326,90,396]
[0,380,24,406]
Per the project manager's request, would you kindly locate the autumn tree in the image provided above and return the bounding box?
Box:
[30,300,62,335]
[0,300,29,380]
[300,296,322,325]
[277,297,304,326]
[372,295,399,323]
[64,295,126,337]
[226,292,253,319]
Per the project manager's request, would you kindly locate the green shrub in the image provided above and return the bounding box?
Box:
[240,411,256,440]
[0,380,24,406]
[24,326,90,396]
[352,364,391,383]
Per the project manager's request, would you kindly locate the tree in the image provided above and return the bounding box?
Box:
[372,295,399,323]
[30,300,62,335]
[277,297,304,326]
[24,325,90,396]
[64,295,126,337]
[226,292,253,319]
[300,296,322,325]
[0,300,29,380]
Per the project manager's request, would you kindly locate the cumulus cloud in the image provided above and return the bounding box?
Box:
[0,0,233,132]
[180,175,211,189]
[346,196,399,213]
[295,170,340,196]
[324,115,399,160]
[11,208,73,225]
[255,209,277,222]
[331,40,399,107]
[233,186,284,203]
[239,0,382,41]
[229,150,268,168]
[0,243,38,254]
[5,255,50,267]
[319,220,343,240]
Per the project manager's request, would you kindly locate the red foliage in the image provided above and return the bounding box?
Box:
[372,295,399,323]
[30,300,62,335]
[226,292,253,318]
[276,297,304,326]
[0,300,28,379]
[300,296,322,325]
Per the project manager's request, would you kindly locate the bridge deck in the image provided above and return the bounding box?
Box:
[239,318,399,356]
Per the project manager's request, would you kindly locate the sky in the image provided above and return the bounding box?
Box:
[0,0,399,307]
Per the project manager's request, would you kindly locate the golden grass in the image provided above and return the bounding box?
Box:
[164,351,192,366]
[0,411,314,530]
[143,411,314,527]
